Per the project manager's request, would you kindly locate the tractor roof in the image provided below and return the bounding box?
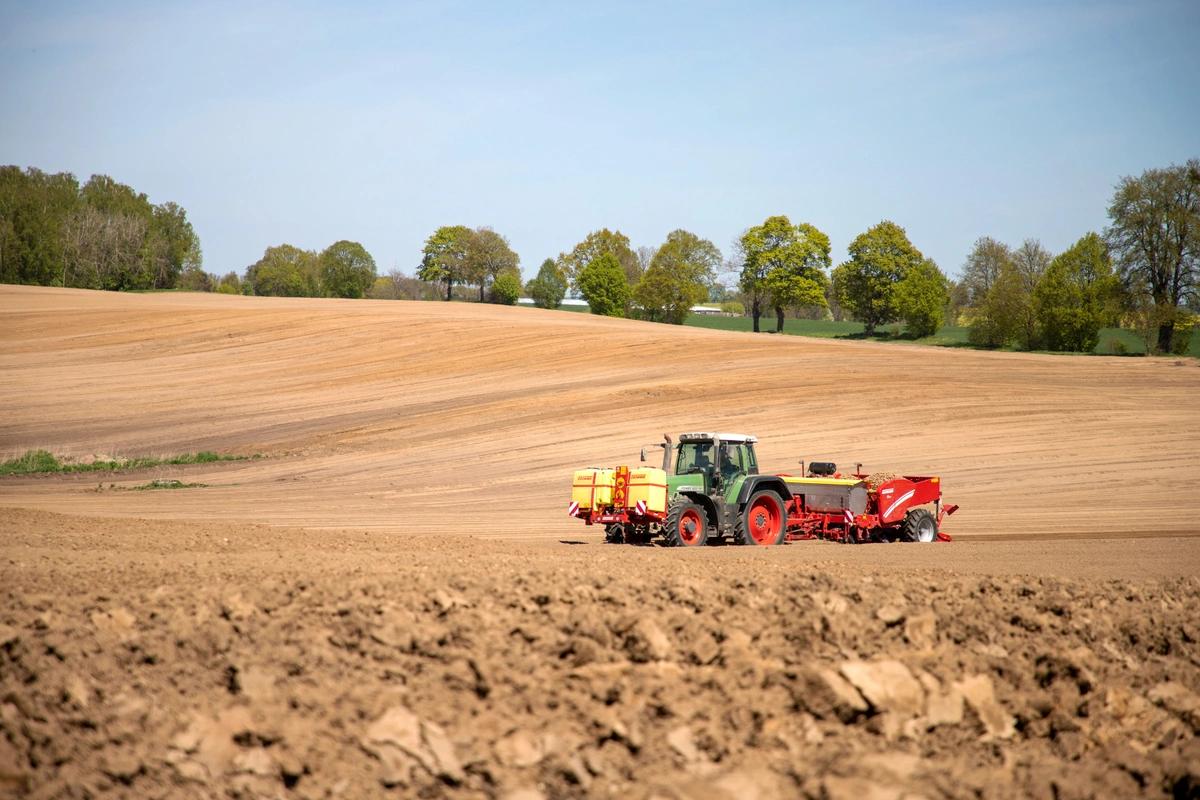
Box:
[678,432,758,444]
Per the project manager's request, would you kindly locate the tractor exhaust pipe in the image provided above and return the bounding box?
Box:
[638,434,674,474]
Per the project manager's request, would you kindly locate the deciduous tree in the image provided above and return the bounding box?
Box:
[1034,233,1119,352]
[320,240,377,298]
[560,229,640,288]
[176,266,214,292]
[1106,159,1200,353]
[489,268,522,305]
[895,259,949,337]
[418,225,472,301]
[961,237,1013,307]
[60,205,149,290]
[0,166,79,286]
[634,229,721,324]
[1012,239,1052,348]
[833,220,924,335]
[146,201,201,289]
[465,227,520,302]
[216,272,242,295]
[577,252,630,317]
[527,258,567,309]
[968,260,1027,348]
[245,244,317,297]
[738,216,830,333]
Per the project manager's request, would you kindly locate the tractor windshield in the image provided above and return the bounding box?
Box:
[719,441,758,477]
[676,442,715,475]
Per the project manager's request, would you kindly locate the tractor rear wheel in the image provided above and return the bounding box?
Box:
[604,523,626,544]
[664,499,708,547]
[734,490,787,546]
[902,508,938,543]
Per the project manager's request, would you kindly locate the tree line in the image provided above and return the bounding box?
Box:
[3,159,1195,354]
[406,159,1198,355]
[0,167,201,290]
[958,160,1198,354]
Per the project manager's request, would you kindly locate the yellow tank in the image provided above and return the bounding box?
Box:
[572,468,614,510]
[627,467,668,514]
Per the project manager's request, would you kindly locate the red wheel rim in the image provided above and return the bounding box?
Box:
[747,496,781,545]
[678,509,703,545]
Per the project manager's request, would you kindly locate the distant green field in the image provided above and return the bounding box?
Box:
[681,315,1197,356]
[535,302,1197,356]
[519,297,1196,356]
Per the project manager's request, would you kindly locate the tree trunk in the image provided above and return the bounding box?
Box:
[1157,321,1174,354]
[445,280,452,301]
[775,306,785,333]
[864,320,875,336]
[479,282,485,303]
[751,299,760,332]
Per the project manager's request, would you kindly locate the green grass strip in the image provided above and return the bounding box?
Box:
[129,479,208,490]
[0,450,252,477]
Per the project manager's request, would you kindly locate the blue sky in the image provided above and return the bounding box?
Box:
[2,0,1197,283]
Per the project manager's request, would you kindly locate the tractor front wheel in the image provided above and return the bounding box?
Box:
[734,490,787,546]
[664,499,708,547]
[902,508,938,543]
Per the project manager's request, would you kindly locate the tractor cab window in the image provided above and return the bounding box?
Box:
[676,442,715,475]
[719,442,758,477]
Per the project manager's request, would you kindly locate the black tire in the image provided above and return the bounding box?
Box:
[902,508,938,543]
[663,498,708,547]
[604,523,626,544]
[733,490,787,546]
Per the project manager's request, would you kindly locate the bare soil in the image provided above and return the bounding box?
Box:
[1,285,1198,799]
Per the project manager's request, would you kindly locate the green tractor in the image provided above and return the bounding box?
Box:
[650,432,793,547]
[572,432,956,546]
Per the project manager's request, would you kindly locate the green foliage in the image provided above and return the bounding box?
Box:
[1170,309,1196,355]
[634,229,721,324]
[246,244,318,297]
[0,449,246,476]
[0,166,79,285]
[527,258,567,309]
[961,237,1014,307]
[146,201,202,288]
[490,269,522,305]
[946,279,970,326]
[176,266,215,292]
[968,259,1028,348]
[130,479,207,490]
[719,301,744,315]
[577,252,630,317]
[418,225,472,301]
[895,259,949,337]
[738,216,830,332]
[834,220,924,334]
[370,270,442,301]
[0,449,60,475]
[320,240,377,298]
[216,272,242,295]
[466,227,520,301]
[1034,233,1119,352]
[1011,239,1052,348]
[559,229,640,288]
[1106,159,1200,353]
[0,167,201,290]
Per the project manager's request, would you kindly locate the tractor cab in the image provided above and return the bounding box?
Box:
[673,433,759,496]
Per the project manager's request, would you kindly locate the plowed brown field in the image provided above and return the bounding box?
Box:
[2,285,1198,799]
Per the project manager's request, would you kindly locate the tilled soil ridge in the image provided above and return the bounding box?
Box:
[2,517,1197,799]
